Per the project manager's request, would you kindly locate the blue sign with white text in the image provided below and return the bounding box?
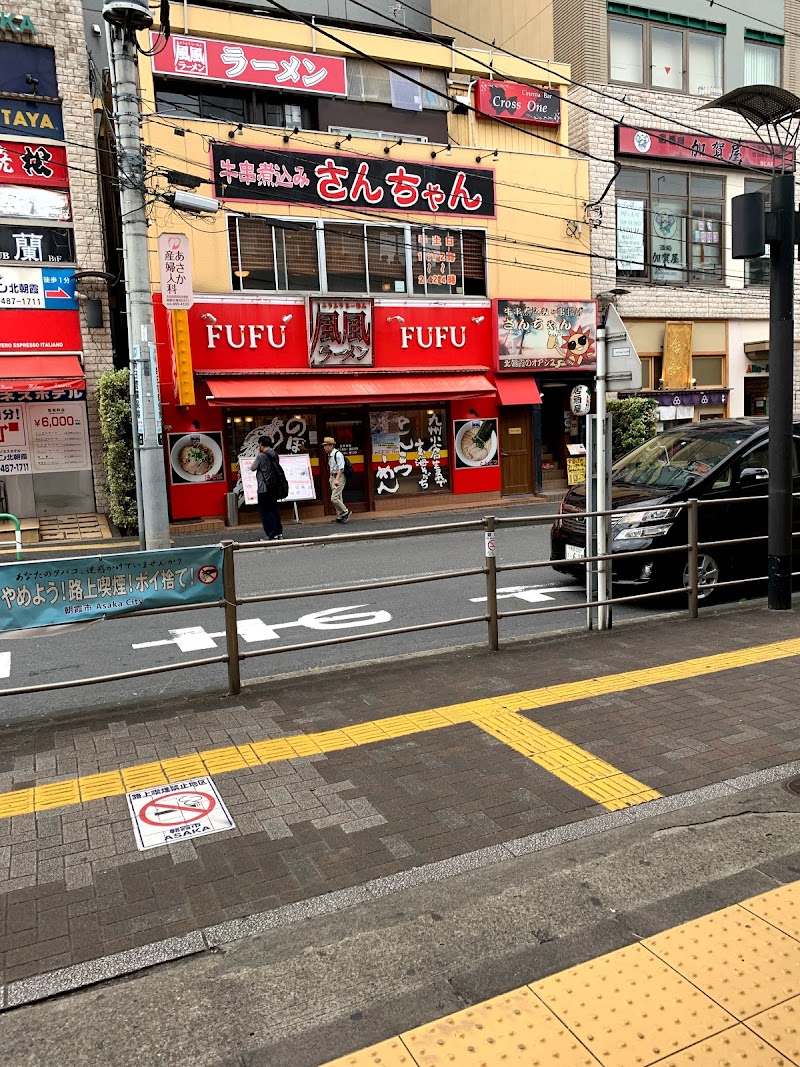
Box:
[0,547,224,633]
[42,268,76,309]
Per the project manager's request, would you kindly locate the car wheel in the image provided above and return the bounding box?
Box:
[683,553,720,601]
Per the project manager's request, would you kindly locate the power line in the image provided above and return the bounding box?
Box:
[367,0,786,171]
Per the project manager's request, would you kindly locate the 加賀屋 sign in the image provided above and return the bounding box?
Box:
[0,546,224,633]
[616,125,793,170]
[212,144,496,218]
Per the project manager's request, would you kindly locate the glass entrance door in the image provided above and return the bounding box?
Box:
[321,411,369,512]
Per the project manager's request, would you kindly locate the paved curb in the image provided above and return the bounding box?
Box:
[4,756,800,1013]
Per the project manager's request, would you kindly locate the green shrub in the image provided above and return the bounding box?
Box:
[607,397,659,462]
[97,369,138,533]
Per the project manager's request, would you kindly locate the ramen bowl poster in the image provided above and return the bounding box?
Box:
[495,299,597,371]
[169,431,225,485]
[453,419,499,470]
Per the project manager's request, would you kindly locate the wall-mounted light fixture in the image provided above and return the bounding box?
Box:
[200,313,217,323]
[475,150,498,164]
[384,137,403,155]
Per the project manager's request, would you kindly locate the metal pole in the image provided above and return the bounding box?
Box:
[107,23,171,550]
[767,172,795,609]
[222,541,241,694]
[585,415,598,630]
[687,498,699,620]
[595,326,611,630]
[485,516,499,651]
[130,344,145,548]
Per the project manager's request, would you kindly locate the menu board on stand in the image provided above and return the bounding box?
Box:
[241,453,316,522]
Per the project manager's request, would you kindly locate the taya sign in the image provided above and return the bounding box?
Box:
[212,144,496,218]
[152,33,347,96]
[496,299,598,371]
[475,80,561,126]
[0,224,75,263]
[0,547,224,632]
[0,102,63,141]
[0,141,68,188]
[0,12,35,32]
[616,125,792,171]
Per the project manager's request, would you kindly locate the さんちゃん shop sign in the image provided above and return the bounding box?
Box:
[211,144,496,218]
[475,80,561,126]
[151,33,347,96]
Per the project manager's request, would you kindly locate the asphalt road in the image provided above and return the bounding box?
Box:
[0,503,684,725]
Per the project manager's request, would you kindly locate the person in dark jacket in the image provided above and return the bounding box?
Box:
[250,436,283,540]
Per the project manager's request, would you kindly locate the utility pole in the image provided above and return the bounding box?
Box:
[594,326,612,630]
[703,86,800,611]
[103,0,171,550]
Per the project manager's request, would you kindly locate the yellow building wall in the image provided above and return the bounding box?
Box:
[431,0,554,63]
[142,6,589,303]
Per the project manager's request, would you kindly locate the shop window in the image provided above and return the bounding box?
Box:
[325,223,367,292]
[744,177,770,287]
[228,217,485,296]
[616,167,724,285]
[608,13,723,96]
[692,356,725,386]
[346,58,449,111]
[229,217,319,292]
[371,408,449,496]
[226,412,321,498]
[153,77,318,130]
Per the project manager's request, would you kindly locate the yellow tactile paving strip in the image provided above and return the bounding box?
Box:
[322,880,800,1067]
[5,633,800,823]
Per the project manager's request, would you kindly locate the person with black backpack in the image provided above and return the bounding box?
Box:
[250,436,286,540]
[323,435,353,524]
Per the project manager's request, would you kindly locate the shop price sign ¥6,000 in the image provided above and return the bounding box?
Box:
[126,777,235,850]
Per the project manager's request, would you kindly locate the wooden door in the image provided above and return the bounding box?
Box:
[500,407,533,495]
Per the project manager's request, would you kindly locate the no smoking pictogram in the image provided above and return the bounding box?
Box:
[138,790,216,827]
[126,776,235,850]
[198,565,219,584]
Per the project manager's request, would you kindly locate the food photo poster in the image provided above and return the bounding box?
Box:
[453,418,499,469]
[168,431,225,485]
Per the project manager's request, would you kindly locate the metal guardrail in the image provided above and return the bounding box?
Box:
[0,493,792,699]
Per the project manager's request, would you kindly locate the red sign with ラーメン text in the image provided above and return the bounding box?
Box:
[616,125,793,171]
[151,33,347,96]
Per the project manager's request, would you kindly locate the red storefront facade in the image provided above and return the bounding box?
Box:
[153,294,543,522]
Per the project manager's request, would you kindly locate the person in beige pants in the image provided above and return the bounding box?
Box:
[323,436,351,523]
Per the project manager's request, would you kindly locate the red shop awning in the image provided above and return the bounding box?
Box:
[204,372,497,406]
[0,355,85,392]
[495,376,542,406]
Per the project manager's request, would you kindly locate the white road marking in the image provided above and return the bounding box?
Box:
[132,605,393,653]
[0,651,9,678]
[470,584,573,604]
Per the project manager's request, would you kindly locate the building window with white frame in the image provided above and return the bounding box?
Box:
[228,217,487,296]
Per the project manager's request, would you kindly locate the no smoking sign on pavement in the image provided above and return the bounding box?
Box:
[126,776,235,851]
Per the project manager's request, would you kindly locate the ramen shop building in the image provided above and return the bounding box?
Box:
[143,4,594,523]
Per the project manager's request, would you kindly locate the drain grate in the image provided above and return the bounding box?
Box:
[785,777,800,795]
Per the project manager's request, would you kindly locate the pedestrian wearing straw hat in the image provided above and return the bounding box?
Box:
[323,436,352,524]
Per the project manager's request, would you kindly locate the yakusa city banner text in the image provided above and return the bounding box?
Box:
[211,145,496,218]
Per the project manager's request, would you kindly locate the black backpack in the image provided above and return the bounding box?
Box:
[338,450,355,480]
[273,456,289,500]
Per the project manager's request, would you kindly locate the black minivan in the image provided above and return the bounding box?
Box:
[551,417,798,600]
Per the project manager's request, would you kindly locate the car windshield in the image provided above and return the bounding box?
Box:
[612,428,751,490]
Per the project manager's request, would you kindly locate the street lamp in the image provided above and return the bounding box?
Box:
[700,86,800,609]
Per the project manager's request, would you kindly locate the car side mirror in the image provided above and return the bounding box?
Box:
[740,467,769,488]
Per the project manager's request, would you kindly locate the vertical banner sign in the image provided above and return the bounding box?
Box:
[0,546,225,632]
[158,233,193,310]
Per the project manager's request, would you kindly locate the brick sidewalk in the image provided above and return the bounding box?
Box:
[1,604,800,999]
